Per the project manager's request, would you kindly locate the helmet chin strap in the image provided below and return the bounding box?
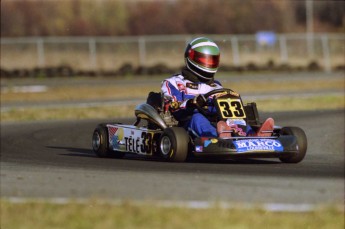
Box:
[185,64,214,84]
[187,65,208,79]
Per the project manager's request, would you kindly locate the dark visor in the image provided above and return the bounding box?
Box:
[188,49,220,68]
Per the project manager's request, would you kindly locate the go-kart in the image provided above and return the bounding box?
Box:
[92,88,307,163]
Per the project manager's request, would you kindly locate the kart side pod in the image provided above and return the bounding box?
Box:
[134,103,167,130]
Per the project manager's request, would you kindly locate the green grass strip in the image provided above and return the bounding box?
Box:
[1,200,344,229]
[1,95,343,122]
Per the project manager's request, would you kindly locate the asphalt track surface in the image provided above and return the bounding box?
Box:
[1,109,344,205]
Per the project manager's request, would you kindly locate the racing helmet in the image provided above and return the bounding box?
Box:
[184,37,220,81]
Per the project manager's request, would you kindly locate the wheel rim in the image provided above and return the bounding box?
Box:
[92,132,101,151]
[160,136,172,156]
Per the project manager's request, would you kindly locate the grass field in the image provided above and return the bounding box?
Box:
[1,95,343,122]
[1,200,344,229]
[2,76,343,103]
[1,74,344,122]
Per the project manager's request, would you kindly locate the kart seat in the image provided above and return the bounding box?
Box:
[244,102,261,126]
[146,91,179,128]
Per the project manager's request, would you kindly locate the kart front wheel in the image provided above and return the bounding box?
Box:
[279,127,307,163]
[92,124,125,158]
[159,127,189,162]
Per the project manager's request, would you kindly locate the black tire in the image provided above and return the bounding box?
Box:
[92,124,125,158]
[279,127,307,163]
[158,127,189,162]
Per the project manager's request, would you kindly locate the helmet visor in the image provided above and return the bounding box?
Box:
[189,49,220,69]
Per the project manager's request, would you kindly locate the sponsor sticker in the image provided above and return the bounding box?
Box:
[195,146,203,152]
[210,138,218,143]
[229,91,240,97]
[204,140,211,147]
[108,127,124,151]
[186,83,199,90]
[107,125,160,155]
[226,118,246,126]
[177,83,186,92]
[234,139,283,153]
[112,135,120,150]
[203,138,218,148]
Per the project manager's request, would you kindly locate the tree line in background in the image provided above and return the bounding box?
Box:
[1,0,343,37]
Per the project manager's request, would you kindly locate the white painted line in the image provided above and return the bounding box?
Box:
[263,203,315,212]
[3,197,339,213]
[1,85,48,93]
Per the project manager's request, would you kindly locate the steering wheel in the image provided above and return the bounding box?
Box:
[203,88,233,99]
[194,88,233,118]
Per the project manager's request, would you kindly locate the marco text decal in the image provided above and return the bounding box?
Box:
[234,139,283,152]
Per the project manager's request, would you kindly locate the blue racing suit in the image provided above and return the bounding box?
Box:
[161,74,223,137]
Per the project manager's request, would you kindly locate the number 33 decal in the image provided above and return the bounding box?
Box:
[217,98,246,119]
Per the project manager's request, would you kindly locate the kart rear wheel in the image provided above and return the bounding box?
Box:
[92,124,125,158]
[159,127,189,162]
[279,127,307,163]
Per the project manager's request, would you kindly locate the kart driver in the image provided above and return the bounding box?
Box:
[161,37,274,138]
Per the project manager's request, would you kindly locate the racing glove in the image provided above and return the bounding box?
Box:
[170,101,180,110]
[190,94,207,108]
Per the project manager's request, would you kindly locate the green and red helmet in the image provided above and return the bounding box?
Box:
[184,37,220,81]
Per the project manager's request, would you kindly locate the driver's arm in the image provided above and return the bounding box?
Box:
[161,80,195,120]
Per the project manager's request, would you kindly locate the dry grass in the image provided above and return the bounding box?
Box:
[1,105,136,122]
[225,78,344,94]
[1,78,343,103]
[1,200,343,229]
[1,85,154,103]
[246,95,344,112]
[1,75,343,122]
[1,95,343,122]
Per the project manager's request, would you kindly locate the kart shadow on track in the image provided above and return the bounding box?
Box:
[46,146,96,158]
[48,145,279,164]
[187,157,281,165]
[119,154,280,164]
